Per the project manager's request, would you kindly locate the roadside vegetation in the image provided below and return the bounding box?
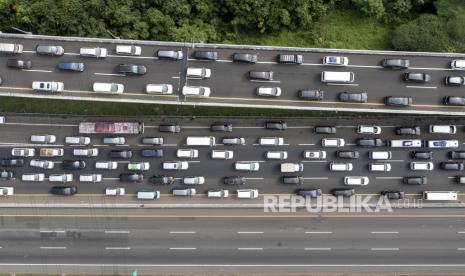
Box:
[0,0,461,116]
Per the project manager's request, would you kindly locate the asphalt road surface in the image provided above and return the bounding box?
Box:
[2,115,465,200]
[1,34,465,114]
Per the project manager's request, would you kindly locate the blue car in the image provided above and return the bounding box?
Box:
[58,62,85,72]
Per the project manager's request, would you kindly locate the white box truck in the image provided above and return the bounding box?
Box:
[280,163,304,173]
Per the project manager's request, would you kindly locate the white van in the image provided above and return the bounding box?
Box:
[182,86,211,97]
[31,134,56,144]
[22,173,45,182]
[146,84,173,94]
[49,174,73,183]
[79,47,107,58]
[322,138,345,147]
[368,163,391,172]
[207,189,229,198]
[321,71,355,83]
[423,191,457,201]
[177,149,199,158]
[65,136,90,145]
[369,151,392,160]
[329,162,353,171]
[258,137,284,146]
[410,162,434,171]
[0,43,23,54]
[235,162,259,171]
[186,136,215,146]
[115,45,141,56]
[429,125,456,134]
[93,82,124,94]
[79,174,102,183]
[389,139,422,148]
[95,161,118,170]
[163,161,189,170]
[186,67,211,78]
[344,176,369,185]
[137,189,160,200]
[237,189,259,199]
[211,150,233,159]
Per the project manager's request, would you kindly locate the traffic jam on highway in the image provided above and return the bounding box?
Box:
[0,117,462,202]
[1,39,465,113]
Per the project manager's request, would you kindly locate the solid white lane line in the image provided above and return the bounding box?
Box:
[40,230,65,233]
[302,177,329,180]
[305,231,333,234]
[63,53,79,56]
[237,232,264,234]
[298,144,315,146]
[22,69,53,73]
[376,177,403,179]
[238,248,263,250]
[94,73,125,76]
[169,248,197,250]
[104,230,130,234]
[216,59,234,63]
[371,248,399,251]
[103,178,120,180]
[410,67,453,71]
[304,248,332,251]
[405,85,437,89]
[301,160,327,163]
[105,247,131,250]
[40,247,66,250]
[244,177,264,180]
[169,231,196,234]
[326,83,359,86]
[371,232,399,234]
[162,144,178,147]
[107,55,156,59]
[249,80,281,83]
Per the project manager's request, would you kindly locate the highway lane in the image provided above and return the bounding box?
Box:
[2,115,465,199]
[1,209,465,275]
[1,34,465,114]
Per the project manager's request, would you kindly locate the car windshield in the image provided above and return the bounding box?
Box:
[328,57,338,63]
[434,141,446,147]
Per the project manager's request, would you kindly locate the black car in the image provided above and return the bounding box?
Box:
[450,151,465,159]
[298,89,324,100]
[116,64,147,75]
[233,53,257,63]
[120,173,143,182]
[0,158,24,167]
[445,76,465,86]
[249,71,273,80]
[331,188,355,197]
[7,59,32,69]
[396,126,420,136]
[444,96,465,106]
[282,176,303,185]
[403,72,431,83]
[51,186,77,196]
[149,175,174,185]
[193,51,218,61]
[296,188,322,198]
[109,150,133,159]
[411,151,433,159]
[357,138,385,147]
[381,59,409,70]
[440,162,464,171]
[338,92,368,103]
[141,149,163,157]
[381,191,405,199]
[0,170,14,180]
[223,176,246,185]
[210,122,233,132]
[314,126,336,134]
[385,96,412,107]
[403,176,427,185]
[159,124,181,133]
[336,150,360,159]
[62,160,86,170]
[265,121,287,130]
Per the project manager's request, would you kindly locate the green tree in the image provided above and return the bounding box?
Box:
[351,0,386,19]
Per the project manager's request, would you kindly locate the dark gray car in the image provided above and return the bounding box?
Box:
[357,138,385,147]
[381,191,405,199]
[299,89,324,100]
[0,158,24,167]
[149,175,174,185]
[336,150,360,159]
[142,137,164,145]
[440,162,464,171]
[385,96,412,107]
[210,122,233,132]
[116,64,147,75]
[411,151,433,159]
[282,176,303,185]
[338,92,368,103]
[193,51,218,60]
[159,124,181,133]
[157,50,183,60]
[331,189,355,197]
[265,121,287,130]
[296,188,321,198]
[450,151,465,159]
[314,126,336,134]
[36,45,64,56]
[396,126,420,135]
[141,149,163,157]
[233,53,257,63]
[381,59,409,69]
[51,186,77,196]
[403,176,427,185]
[223,176,246,185]
[119,173,143,182]
[0,170,14,180]
[249,71,273,80]
[109,150,133,159]
[444,96,465,106]
[403,72,431,82]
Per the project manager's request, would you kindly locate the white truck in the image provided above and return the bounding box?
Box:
[0,187,14,196]
[237,189,259,199]
[280,163,304,173]
[0,43,23,54]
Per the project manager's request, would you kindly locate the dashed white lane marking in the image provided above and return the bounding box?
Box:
[171,76,180,79]
[305,231,333,234]
[302,177,329,180]
[22,69,52,73]
[326,83,359,86]
[304,248,332,251]
[94,73,125,76]
[371,248,399,251]
[40,247,66,250]
[237,232,264,234]
[457,231,465,234]
[249,80,281,83]
[169,231,196,234]
[107,55,156,59]
[63,53,79,56]
[376,177,403,179]
[238,248,263,251]
[345,143,357,146]
[40,230,65,233]
[371,232,399,234]
[301,160,327,163]
[169,248,197,250]
[298,144,315,146]
[105,247,131,250]
[457,248,465,250]
[244,177,264,180]
[405,85,437,89]
[103,178,120,180]
[104,230,130,234]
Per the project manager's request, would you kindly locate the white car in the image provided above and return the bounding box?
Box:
[322,56,349,66]
[65,136,91,145]
[0,187,13,196]
[11,148,35,157]
[256,87,281,97]
[79,47,107,58]
[177,149,199,158]
[79,174,102,183]
[95,161,118,170]
[22,173,45,182]
[163,161,189,170]
[128,162,150,171]
[207,189,229,198]
[321,138,345,147]
[30,159,54,169]
[235,162,260,171]
[73,148,99,157]
[146,84,174,94]
[344,176,369,185]
[183,176,205,185]
[49,174,73,183]
[410,162,434,171]
[105,187,125,196]
[186,67,211,78]
[357,125,381,135]
[265,151,288,160]
[427,140,459,148]
[115,45,141,56]
[211,150,233,160]
[32,81,64,93]
[182,86,211,97]
[303,150,326,159]
[0,116,5,124]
